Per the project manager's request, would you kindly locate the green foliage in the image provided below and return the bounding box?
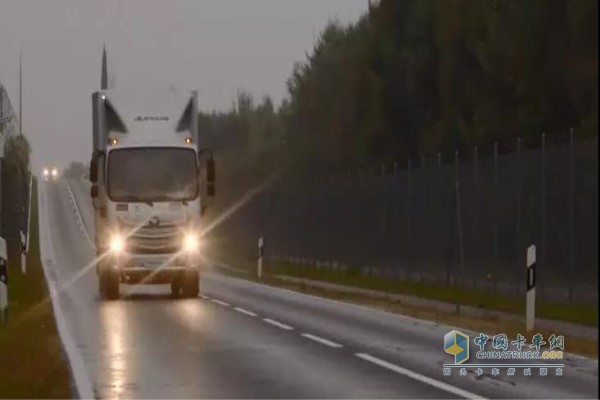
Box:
[62,161,87,179]
[3,134,31,179]
[284,0,597,167]
[202,0,597,178]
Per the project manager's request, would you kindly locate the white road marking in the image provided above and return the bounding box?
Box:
[301,333,343,348]
[355,353,485,399]
[211,299,230,307]
[200,295,210,299]
[262,318,294,330]
[234,307,257,317]
[63,180,95,249]
[38,184,95,399]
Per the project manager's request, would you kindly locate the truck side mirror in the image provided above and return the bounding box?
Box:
[90,185,99,198]
[207,159,215,182]
[207,182,215,197]
[90,158,98,183]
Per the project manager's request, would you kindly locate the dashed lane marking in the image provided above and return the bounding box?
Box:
[262,318,294,330]
[301,333,343,348]
[234,307,258,317]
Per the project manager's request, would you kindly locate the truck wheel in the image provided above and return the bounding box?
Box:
[181,269,199,298]
[100,268,120,300]
[170,275,183,298]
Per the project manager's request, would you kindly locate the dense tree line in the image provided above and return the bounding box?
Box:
[2,134,30,181]
[62,161,87,179]
[201,0,597,178]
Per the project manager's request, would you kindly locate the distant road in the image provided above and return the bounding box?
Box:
[37,177,598,399]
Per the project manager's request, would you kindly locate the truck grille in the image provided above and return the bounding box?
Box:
[118,216,184,255]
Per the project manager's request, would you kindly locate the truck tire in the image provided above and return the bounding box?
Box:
[181,268,199,298]
[99,267,120,300]
[170,275,183,298]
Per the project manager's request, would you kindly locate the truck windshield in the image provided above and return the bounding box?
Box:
[107,147,198,202]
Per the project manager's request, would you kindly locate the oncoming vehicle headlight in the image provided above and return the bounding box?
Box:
[109,234,125,253]
[51,168,58,178]
[183,233,200,253]
[43,168,49,177]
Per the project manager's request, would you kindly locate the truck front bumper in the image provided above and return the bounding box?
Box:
[99,253,201,284]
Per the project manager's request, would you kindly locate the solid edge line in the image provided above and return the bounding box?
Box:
[301,333,343,348]
[63,180,95,250]
[208,268,441,328]
[234,307,257,317]
[38,183,95,399]
[209,272,597,364]
[355,353,485,399]
[262,318,294,330]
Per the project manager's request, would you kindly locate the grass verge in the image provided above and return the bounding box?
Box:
[0,180,71,398]
[212,259,597,359]
[259,261,597,327]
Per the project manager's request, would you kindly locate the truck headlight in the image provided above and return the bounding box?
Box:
[109,234,125,253]
[183,233,199,253]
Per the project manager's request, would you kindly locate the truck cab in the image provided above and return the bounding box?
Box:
[89,89,214,300]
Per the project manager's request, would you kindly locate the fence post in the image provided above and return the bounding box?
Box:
[473,146,479,290]
[540,132,546,300]
[516,137,522,296]
[493,142,498,293]
[381,163,386,270]
[406,158,412,281]
[368,166,374,277]
[454,150,464,313]
[568,127,574,300]
[393,162,399,280]
[421,155,426,282]
[438,151,447,285]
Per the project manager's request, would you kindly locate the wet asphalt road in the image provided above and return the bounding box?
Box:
[37,178,598,399]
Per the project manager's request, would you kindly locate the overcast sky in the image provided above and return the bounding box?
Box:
[0,0,368,171]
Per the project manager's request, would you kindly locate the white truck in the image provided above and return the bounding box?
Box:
[89,88,215,300]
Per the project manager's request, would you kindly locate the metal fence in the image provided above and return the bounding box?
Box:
[0,83,29,263]
[211,134,598,303]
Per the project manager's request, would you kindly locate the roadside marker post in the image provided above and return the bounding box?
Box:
[0,237,8,324]
[25,172,32,271]
[20,230,27,274]
[258,237,264,279]
[526,245,536,332]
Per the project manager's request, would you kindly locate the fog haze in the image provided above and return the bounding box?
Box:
[0,0,368,171]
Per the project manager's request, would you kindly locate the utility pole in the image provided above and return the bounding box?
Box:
[19,50,22,136]
[101,45,108,90]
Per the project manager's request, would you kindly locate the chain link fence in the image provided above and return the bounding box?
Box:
[211,134,598,304]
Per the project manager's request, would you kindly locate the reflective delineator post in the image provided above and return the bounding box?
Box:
[0,237,8,324]
[526,245,536,333]
[20,230,27,274]
[25,172,32,272]
[258,237,264,279]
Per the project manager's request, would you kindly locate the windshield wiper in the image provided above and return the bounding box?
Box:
[156,195,188,205]
[120,196,153,206]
